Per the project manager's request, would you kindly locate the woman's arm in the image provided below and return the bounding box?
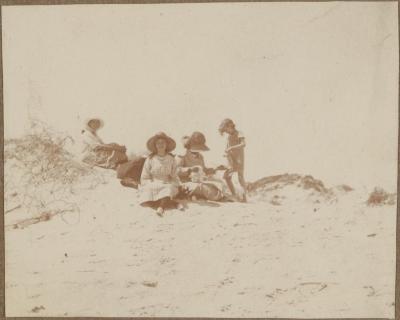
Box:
[82,131,103,150]
[170,158,181,185]
[140,158,153,185]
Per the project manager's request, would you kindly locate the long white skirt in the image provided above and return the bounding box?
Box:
[139,181,179,204]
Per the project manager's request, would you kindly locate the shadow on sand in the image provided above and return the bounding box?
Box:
[179,199,221,208]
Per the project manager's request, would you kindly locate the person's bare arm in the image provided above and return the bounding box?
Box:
[226,137,246,152]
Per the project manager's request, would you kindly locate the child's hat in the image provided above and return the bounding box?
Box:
[187,132,209,152]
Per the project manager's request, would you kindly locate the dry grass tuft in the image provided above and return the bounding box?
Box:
[367,187,396,207]
[4,120,105,224]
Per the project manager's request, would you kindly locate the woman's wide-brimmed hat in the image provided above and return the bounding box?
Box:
[85,118,104,130]
[146,132,176,153]
[185,131,209,152]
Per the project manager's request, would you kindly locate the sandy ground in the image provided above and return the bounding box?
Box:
[4,170,396,318]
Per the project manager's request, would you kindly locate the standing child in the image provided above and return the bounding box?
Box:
[219,118,247,202]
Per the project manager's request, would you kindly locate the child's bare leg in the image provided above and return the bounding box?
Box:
[238,171,246,191]
[223,170,236,196]
[237,171,247,202]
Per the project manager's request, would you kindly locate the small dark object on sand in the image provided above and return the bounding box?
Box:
[31,306,45,313]
[142,281,158,288]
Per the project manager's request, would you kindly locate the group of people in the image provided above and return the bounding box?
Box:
[80,117,247,217]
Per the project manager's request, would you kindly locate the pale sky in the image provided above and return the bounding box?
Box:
[2,2,398,190]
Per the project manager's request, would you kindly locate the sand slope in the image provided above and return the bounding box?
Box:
[4,169,396,317]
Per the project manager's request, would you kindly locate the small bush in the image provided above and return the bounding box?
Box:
[367,187,396,206]
[5,120,103,218]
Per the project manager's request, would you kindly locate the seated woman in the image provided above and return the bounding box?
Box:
[177,132,226,201]
[80,118,127,169]
[139,132,183,217]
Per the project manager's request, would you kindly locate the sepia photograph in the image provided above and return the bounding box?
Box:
[2,1,398,317]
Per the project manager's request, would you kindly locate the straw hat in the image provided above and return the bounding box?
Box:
[85,118,104,130]
[186,132,209,152]
[146,132,176,153]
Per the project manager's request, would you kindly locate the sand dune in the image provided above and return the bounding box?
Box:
[4,171,396,317]
[4,134,396,317]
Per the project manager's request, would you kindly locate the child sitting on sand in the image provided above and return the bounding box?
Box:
[219,118,247,202]
[177,132,225,202]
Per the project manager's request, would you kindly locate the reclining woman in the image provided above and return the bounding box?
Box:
[177,132,226,202]
[80,118,128,169]
[139,132,183,217]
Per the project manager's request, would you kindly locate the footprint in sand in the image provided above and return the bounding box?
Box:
[218,277,234,288]
[126,281,137,288]
[297,282,329,294]
[31,305,45,313]
[363,285,376,297]
[220,304,232,312]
